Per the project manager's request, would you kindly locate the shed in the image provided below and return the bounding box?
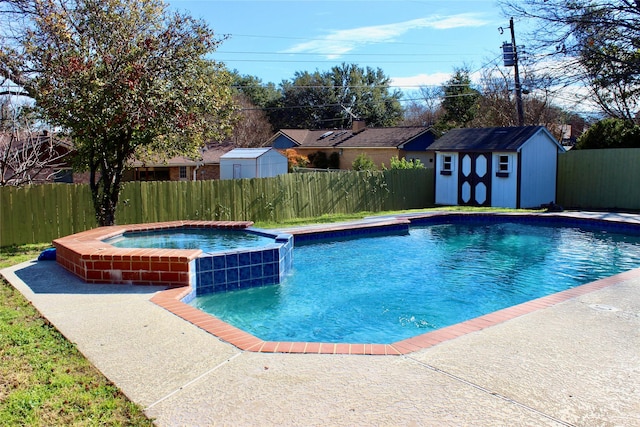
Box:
[220,148,288,180]
[429,126,565,208]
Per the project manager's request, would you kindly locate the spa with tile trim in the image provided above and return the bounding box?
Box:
[53,220,293,292]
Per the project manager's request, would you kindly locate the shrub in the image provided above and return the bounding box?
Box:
[283,149,309,171]
[387,156,425,169]
[352,153,377,171]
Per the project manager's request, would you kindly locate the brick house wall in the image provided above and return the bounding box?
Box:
[340,148,400,169]
[196,165,220,180]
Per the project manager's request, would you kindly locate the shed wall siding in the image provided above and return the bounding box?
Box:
[519,134,558,208]
[220,150,287,180]
[257,150,288,177]
[435,152,458,205]
[220,158,257,179]
[490,152,518,208]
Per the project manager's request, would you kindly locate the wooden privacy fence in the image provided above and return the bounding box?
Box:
[4,148,639,247]
[557,148,640,211]
[1,169,435,246]
[0,184,97,247]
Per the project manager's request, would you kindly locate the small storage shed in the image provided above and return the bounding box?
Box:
[429,126,565,208]
[220,148,288,180]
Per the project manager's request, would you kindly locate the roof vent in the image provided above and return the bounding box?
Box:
[319,131,334,139]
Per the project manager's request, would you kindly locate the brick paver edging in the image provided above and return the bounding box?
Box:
[53,220,253,287]
[149,216,640,355]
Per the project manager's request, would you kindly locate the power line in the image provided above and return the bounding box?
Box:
[217,50,483,57]
[238,93,480,112]
[232,83,474,89]
[219,58,468,64]
[225,33,462,48]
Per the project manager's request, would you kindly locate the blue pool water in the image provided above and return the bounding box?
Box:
[190,221,640,344]
[106,228,274,253]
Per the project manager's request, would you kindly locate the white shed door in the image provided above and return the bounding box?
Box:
[233,164,242,179]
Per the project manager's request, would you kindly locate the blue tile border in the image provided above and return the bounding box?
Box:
[188,213,640,299]
[293,223,410,246]
[194,231,294,296]
[407,212,640,234]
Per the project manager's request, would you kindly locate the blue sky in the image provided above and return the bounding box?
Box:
[167,0,514,91]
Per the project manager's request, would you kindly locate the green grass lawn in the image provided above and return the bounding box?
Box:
[252,206,538,228]
[0,245,153,426]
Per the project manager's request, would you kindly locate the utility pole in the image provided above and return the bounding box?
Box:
[501,18,525,126]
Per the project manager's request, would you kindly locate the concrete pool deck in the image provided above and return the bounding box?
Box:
[2,211,640,425]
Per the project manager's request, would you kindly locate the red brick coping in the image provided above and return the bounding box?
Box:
[151,268,640,356]
[54,221,253,287]
[148,218,640,356]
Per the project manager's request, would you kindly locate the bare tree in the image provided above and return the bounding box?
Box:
[401,86,443,127]
[1,97,70,185]
[499,0,640,121]
[471,66,516,127]
[0,131,71,186]
[231,94,274,147]
[468,60,582,138]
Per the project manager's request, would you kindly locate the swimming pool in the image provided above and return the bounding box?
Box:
[105,228,275,252]
[190,217,640,344]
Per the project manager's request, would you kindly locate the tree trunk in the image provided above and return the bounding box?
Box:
[88,137,128,227]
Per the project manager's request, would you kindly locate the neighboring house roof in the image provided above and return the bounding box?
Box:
[221,147,284,160]
[129,142,236,167]
[270,126,435,149]
[1,132,74,155]
[428,126,563,152]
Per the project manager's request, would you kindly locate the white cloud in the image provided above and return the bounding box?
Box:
[391,68,485,90]
[391,73,451,89]
[281,13,488,59]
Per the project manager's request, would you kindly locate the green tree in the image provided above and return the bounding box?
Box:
[500,0,640,121]
[0,0,236,225]
[229,71,280,109]
[575,118,640,149]
[326,63,403,128]
[438,67,481,129]
[269,70,334,129]
[268,63,403,130]
[352,153,377,171]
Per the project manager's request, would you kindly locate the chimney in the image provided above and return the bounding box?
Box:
[352,119,366,134]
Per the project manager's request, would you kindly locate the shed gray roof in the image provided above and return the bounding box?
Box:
[221,148,280,159]
[428,126,551,152]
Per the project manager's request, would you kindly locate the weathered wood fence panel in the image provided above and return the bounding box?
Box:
[0,184,96,247]
[557,148,640,210]
[0,169,434,246]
